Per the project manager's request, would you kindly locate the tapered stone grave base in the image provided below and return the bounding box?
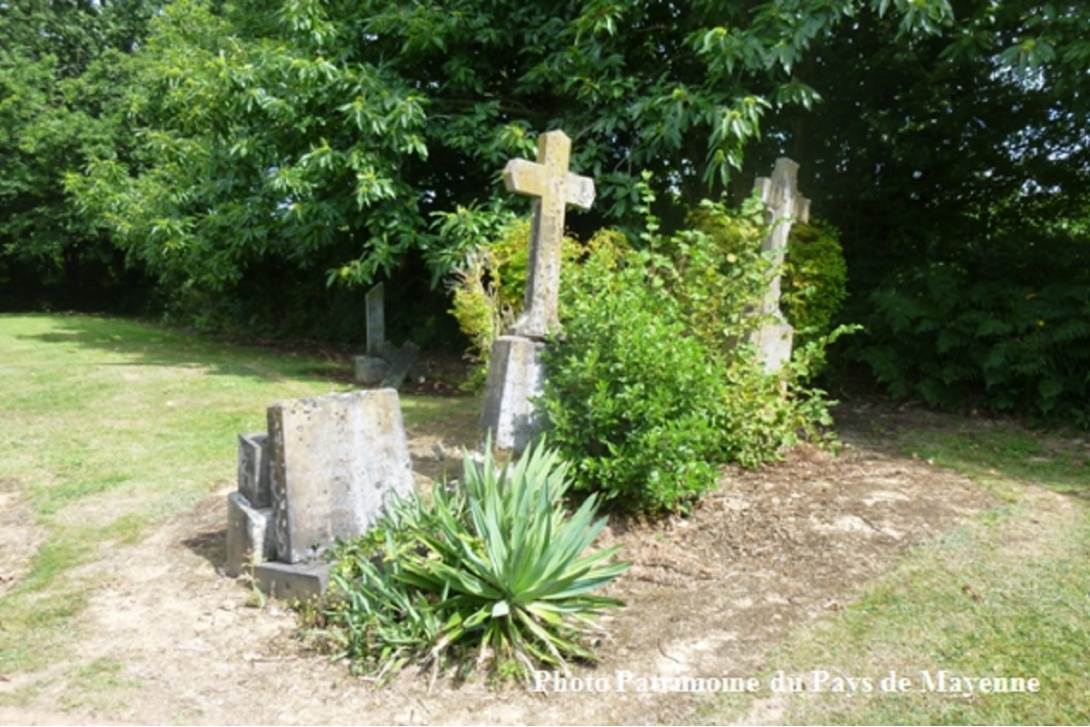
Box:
[480,335,546,453]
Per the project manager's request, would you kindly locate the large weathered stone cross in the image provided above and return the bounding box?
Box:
[503,130,595,338]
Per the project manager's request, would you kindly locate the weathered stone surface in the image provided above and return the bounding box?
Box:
[354,355,390,386]
[267,389,414,564]
[502,130,595,339]
[750,157,810,373]
[482,129,594,451]
[252,560,331,601]
[365,283,386,356]
[225,491,275,578]
[237,432,271,508]
[379,340,420,389]
[480,335,547,453]
[751,322,794,375]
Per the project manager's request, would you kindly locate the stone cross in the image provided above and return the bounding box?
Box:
[503,130,595,338]
[755,157,810,318]
[750,157,810,373]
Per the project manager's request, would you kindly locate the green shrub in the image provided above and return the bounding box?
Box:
[676,196,772,351]
[539,190,842,514]
[856,252,1090,426]
[783,220,849,348]
[306,443,627,682]
[447,219,581,387]
[446,220,530,365]
[540,240,732,513]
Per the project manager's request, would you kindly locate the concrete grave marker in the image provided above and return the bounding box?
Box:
[751,157,810,373]
[237,432,271,508]
[267,388,413,564]
[354,282,419,388]
[366,282,385,356]
[225,491,275,577]
[482,130,594,451]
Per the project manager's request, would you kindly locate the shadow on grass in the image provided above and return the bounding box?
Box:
[9,313,354,384]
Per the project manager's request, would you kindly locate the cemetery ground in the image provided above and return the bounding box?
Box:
[1,313,1088,725]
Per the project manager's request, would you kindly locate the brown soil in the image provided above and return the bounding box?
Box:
[0,399,1013,725]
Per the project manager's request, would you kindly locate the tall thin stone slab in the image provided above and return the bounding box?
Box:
[482,130,595,451]
[355,283,391,385]
[267,389,413,564]
[237,432,271,508]
[751,157,810,373]
[365,283,386,356]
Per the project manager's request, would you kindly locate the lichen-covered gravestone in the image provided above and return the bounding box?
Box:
[225,389,414,598]
[750,157,811,373]
[480,129,595,451]
[267,389,413,564]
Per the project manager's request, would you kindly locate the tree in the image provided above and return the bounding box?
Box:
[68,0,955,311]
[0,0,155,310]
[739,0,1090,420]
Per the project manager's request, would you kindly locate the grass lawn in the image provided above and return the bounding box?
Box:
[695,417,1090,725]
[1,313,1086,725]
[0,313,474,674]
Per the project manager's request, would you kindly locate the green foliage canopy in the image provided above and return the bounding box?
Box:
[66,0,956,296]
[0,0,155,307]
[750,0,1090,420]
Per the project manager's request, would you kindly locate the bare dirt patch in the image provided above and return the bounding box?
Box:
[0,401,1008,725]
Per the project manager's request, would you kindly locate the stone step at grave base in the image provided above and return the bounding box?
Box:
[252,561,331,602]
[225,491,275,578]
[480,335,546,453]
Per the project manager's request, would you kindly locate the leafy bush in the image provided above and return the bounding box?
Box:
[856,249,1090,426]
[305,443,627,682]
[539,192,842,514]
[446,219,530,368]
[447,218,581,386]
[782,220,849,348]
[540,241,733,513]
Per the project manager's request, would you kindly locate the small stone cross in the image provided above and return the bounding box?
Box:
[503,130,595,338]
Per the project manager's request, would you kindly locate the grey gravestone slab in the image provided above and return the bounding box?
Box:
[480,335,547,453]
[366,283,386,356]
[237,432,271,508]
[225,491,275,578]
[354,355,390,386]
[267,388,414,564]
[253,560,331,601]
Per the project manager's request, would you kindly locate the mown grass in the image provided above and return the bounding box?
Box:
[0,313,477,676]
[696,421,1090,725]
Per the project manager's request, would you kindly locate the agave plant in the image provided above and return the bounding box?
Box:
[397,442,627,675]
[315,441,627,681]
